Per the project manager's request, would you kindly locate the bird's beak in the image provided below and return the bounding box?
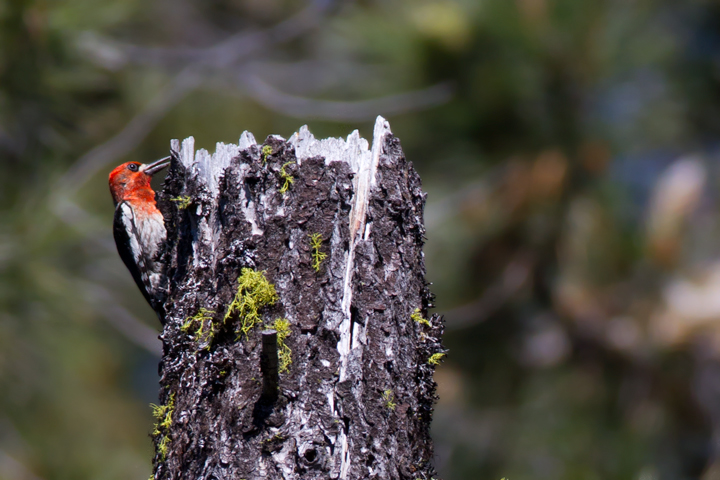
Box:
[142,156,171,176]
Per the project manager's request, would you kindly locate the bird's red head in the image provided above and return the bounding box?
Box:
[109,157,170,207]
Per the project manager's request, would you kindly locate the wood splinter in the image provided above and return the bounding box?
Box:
[261,329,279,401]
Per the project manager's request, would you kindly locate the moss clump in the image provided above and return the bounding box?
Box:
[309,233,327,272]
[225,268,278,338]
[170,195,192,209]
[261,145,273,162]
[267,318,292,373]
[382,389,397,410]
[261,433,286,444]
[151,393,175,460]
[411,308,431,327]
[427,353,446,365]
[151,394,174,435]
[278,161,295,194]
[181,308,217,348]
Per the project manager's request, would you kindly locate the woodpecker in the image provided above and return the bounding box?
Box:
[109,157,170,319]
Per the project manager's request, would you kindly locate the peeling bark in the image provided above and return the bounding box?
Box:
[152,116,444,480]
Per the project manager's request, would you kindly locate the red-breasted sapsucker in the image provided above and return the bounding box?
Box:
[109,157,170,319]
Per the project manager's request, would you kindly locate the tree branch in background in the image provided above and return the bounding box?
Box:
[81,281,162,356]
[444,257,532,331]
[78,0,337,69]
[0,449,45,480]
[238,73,454,121]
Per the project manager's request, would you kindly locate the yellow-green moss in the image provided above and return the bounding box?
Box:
[262,433,286,444]
[279,161,295,194]
[382,389,397,410]
[411,308,431,327]
[267,318,292,373]
[261,145,273,162]
[427,353,446,365]
[170,195,192,209]
[225,268,278,338]
[181,308,217,348]
[150,393,175,460]
[309,233,327,272]
[151,393,174,433]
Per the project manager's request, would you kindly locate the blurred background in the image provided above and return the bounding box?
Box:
[5,0,720,478]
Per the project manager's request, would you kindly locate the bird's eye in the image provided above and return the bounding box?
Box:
[127,163,139,172]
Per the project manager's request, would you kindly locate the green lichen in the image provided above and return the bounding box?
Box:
[170,195,192,209]
[411,308,431,327]
[260,433,287,453]
[225,268,278,338]
[261,144,273,162]
[267,318,292,373]
[427,353,446,365]
[262,433,286,444]
[151,394,174,434]
[181,308,217,348]
[279,161,295,194]
[309,233,327,272]
[150,393,175,460]
[157,436,171,460]
[382,389,397,410]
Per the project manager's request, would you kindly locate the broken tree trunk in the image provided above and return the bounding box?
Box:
[152,116,444,480]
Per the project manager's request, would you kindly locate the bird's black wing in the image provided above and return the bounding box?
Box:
[113,201,157,311]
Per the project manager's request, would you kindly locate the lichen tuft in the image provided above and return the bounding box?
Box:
[411,308,431,327]
[181,308,217,349]
[382,389,397,410]
[279,161,295,194]
[261,145,273,162]
[150,393,175,460]
[427,353,446,365]
[225,268,278,338]
[170,195,192,209]
[309,233,327,272]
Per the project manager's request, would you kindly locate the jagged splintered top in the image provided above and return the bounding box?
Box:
[169,115,392,202]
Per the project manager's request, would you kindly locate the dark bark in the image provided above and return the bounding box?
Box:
[151,117,444,480]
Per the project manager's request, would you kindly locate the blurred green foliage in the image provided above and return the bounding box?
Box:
[4,0,720,479]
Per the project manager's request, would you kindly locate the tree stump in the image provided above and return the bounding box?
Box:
[151,116,444,480]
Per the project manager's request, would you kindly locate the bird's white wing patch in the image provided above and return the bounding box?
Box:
[137,213,166,292]
[118,202,168,294]
[119,203,144,267]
